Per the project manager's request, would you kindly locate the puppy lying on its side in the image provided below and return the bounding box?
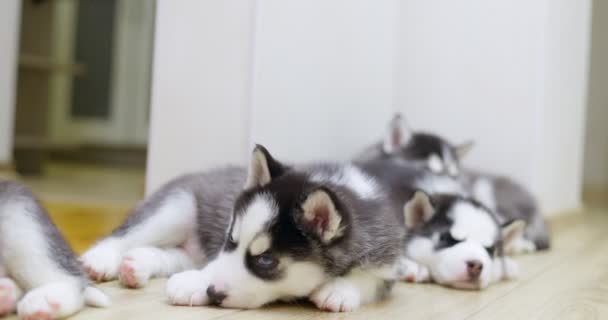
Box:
[356,159,520,290]
[0,180,109,320]
[400,191,522,290]
[81,145,406,312]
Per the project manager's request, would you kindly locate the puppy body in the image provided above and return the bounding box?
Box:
[0,180,109,319]
[82,147,405,312]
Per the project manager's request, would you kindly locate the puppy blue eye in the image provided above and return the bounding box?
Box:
[255,254,278,269]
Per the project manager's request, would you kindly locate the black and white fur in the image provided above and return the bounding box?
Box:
[81,145,405,312]
[356,114,550,254]
[400,191,522,290]
[354,159,519,290]
[0,180,109,320]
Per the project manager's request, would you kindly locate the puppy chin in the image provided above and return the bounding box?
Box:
[434,271,491,291]
[446,279,484,290]
[221,293,272,309]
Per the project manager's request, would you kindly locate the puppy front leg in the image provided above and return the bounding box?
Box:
[118,246,200,289]
[81,191,198,282]
[166,269,212,306]
[398,257,431,283]
[492,257,519,283]
[310,269,389,312]
[0,277,22,317]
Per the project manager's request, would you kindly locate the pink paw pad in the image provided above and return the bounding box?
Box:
[0,285,16,316]
[119,258,139,288]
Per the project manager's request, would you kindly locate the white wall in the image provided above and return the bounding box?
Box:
[250,0,396,162]
[394,0,546,188]
[0,0,20,165]
[148,0,397,190]
[584,0,608,188]
[146,0,254,191]
[149,0,591,214]
[534,0,591,213]
[394,0,591,214]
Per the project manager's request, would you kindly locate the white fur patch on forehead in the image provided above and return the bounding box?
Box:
[310,165,379,199]
[449,202,498,247]
[427,154,444,174]
[235,194,278,247]
[249,234,271,256]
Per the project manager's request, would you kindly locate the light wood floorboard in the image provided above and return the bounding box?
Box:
[5,208,607,320]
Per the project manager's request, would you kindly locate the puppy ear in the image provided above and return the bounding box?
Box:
[455,140,474,159]
[298,189,344,244]
[383,113,413,154]
[501,219,526,251]
[244,144,285,189]
[403,191,435,228]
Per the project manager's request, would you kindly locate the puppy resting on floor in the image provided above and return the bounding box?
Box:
[400,191,522,290]
[81,145,406,312]
[0,180,109,320]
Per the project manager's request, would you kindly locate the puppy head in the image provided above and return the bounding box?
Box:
[382,114,473,177]
[404,191,524,290]
[203,145,349,308]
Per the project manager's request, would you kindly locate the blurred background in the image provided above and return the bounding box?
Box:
[0,1,605,250]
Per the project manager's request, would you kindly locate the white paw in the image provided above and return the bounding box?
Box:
[493,257,519,282]
[505,237,536,255]
[166,270,209,306]
[399,258,431,283]
[310,279,361,312]
[17,282,84,320]
[0,278,21,317]
[118,248,156,289]
[80,241,123,282]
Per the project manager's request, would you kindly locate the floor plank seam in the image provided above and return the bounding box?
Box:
[462,225,608,320]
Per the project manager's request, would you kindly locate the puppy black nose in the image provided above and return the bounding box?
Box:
[466,260,483,278]
[206,285,227,305]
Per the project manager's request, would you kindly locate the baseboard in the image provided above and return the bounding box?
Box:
[48,145,147,168]
[583,185,608,206]
[0,161,14,171]
[0,162,17,179]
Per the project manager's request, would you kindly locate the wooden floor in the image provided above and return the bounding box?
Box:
[5,205,607,320]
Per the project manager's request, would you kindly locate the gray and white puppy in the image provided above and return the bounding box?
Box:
[356,159,520,290]
[0,180,109,320]
[81,145,405,312]
[355,114,550,254]
[400,191,523,290]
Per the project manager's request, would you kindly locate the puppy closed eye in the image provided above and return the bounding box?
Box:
[437,232,462,248]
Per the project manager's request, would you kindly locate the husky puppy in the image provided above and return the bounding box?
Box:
[0,180,109,319]
[355,114,550,254]
[355,160,519,290]
[81,145,405,312]
[399,191,522,290]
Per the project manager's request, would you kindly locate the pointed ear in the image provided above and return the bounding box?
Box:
[383,113,413,154]
[403,191,435,228]
[455,141,474,159]
[501,219,526,251]
[244,144,285,189]
[298,189,344,244]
